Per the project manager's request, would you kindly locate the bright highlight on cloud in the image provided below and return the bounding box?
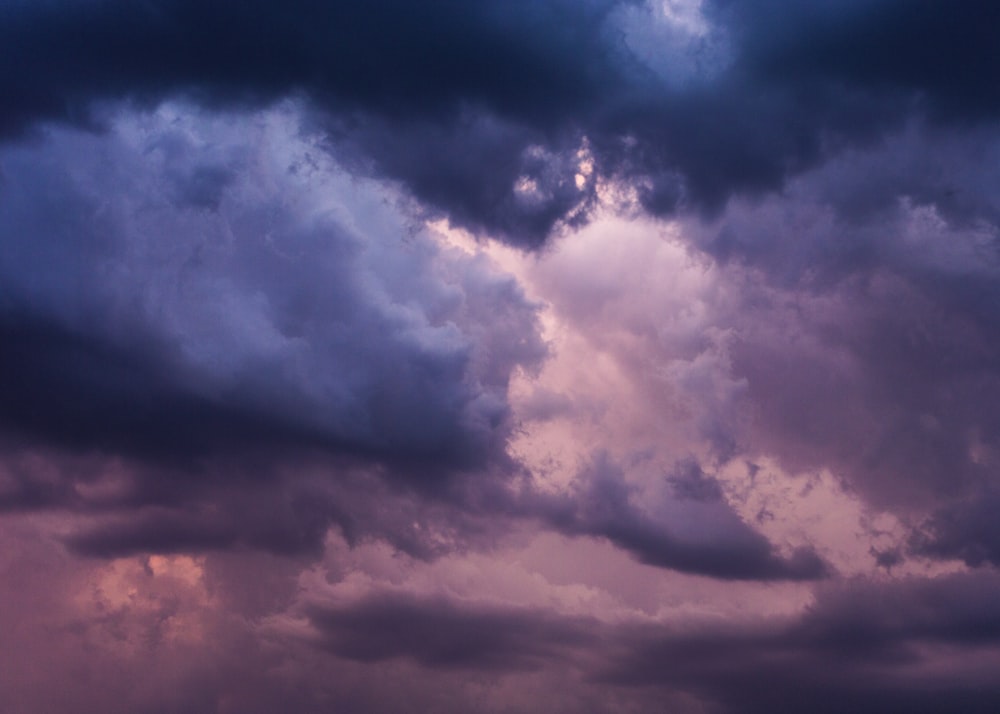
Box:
[2,1,1000,712]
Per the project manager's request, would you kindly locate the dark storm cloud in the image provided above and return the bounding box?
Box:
[0,317,327,464]
[666,457,725,502]
[5,1,1000,711]
[667,0,1000,218]
[11,521,1000,714]
[0,102,849,579]
[524,453,829,580]
[50,456,344,558]
[602,571,1000,714]
[913,488,1000,568]
[50,451,521,560]
[280,570,1000,712]
[2,1,995,245]
[696,125,1000,286]
[335,0,1000,231]
[301,591,597,671]
[54,444,831,578]
[0,0,628,132]
[65,508,239,556]
[328,112,599,247]
[0,107,545,477]
[0,0,630,244]
[0,105,561,564]
[712,0,1000,121]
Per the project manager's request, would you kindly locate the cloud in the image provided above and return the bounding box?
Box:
[913,488,1000,568]
[6,516,1000,714]
[0,0,629,244]
[713,0,1000,121]
[0,116,841,582]
[0,104,545,476]
[603,571,1000,713]
[0,104,554,562]
[2,1,995,245]
[522,453,829,580]
[263,559,1000,713]
[667,125,1000,529]
[299,591,597,671]
[3,2,1000,712]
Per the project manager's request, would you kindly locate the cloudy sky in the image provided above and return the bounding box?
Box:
[2,1,1000,711]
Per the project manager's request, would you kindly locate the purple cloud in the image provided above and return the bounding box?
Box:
[2,1,1000,712]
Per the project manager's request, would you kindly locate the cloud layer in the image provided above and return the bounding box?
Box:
[4,0,996,245]
[3,1,1000,712]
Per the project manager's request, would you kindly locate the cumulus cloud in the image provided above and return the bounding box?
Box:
[0,104,545,473]
[0,104,551,560]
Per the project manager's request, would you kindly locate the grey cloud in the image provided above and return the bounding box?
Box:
[0,106,545,477]
[326,112,599,247]
[913,488,1000,568]
[667,457,725,502]
[54,455,519,561]
[526,453,829,580]
[0,104,555,564]
[0,527,630,714]
[659,125,1000,547]
[712,0,1000,122]
[2,1,996,245]
[301,591,598,671]
[730,276,1000,509]
[277,569,1000,712]
[8,505,1000,714]
[5,1,1000,710]
[603,571,1000,713]
[0,0,630,245]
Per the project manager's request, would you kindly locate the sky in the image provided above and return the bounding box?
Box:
[2,1,1000,712]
